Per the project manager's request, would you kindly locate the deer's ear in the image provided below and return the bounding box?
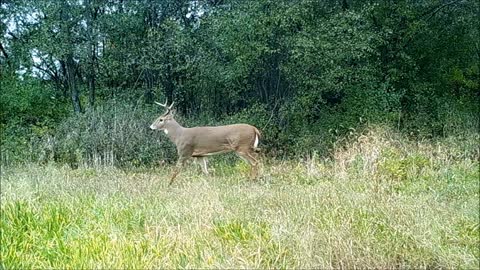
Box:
[170,109,176,116]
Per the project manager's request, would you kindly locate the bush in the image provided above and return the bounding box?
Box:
[52,101,176,167]
[0,76,68,165]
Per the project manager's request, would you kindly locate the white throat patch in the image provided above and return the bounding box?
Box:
[163,129,169,135]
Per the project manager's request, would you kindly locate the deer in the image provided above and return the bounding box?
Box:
[150,100,261,186]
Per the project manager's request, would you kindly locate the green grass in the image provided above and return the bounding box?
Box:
[1,128,479,269]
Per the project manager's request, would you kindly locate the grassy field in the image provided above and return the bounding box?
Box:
[1,128,479,269]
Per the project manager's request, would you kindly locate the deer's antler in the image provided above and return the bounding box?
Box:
[155,99,175,112]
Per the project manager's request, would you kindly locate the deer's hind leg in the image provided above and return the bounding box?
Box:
[195,156,209,175]
[169,156,190,186]
[235,148,259,179]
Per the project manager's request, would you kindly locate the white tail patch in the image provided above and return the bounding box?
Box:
[254,134,259,148]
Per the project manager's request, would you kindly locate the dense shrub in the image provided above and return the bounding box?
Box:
[52,102,176,167]
[0,75,68,164]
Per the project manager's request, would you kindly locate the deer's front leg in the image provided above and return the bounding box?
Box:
[169,156,189,186]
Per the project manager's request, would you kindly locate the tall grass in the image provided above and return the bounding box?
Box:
[1,126,479,268]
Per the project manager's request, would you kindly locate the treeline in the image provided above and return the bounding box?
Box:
[0,0,478,166]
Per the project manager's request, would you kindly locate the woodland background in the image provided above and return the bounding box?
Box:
[1,1,479,268]
[1,0,478,166]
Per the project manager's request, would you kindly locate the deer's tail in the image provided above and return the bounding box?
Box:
[253,127,261,152]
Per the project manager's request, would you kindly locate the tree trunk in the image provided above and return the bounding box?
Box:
[144,69,154,104]
[61,2,82,113]
[0,42,9,60]
[59,60,69,98]
[86,0,97,108]
[87,49,96,108]
[164,65,174,104]
[66,54,82,113]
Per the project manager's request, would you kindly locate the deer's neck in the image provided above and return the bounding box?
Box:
[165,120,184,144]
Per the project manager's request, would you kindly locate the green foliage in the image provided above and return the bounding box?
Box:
[213,219,270,243]
[0,75,65,126]
[378,149,430,182]
[0,74,68,164]
[1,0,478,164]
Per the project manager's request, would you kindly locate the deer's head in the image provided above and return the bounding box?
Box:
[150,100,175,131]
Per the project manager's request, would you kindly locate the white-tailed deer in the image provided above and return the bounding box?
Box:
[150,100,261,185]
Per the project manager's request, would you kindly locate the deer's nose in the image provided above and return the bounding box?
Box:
[149,124,156,130]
